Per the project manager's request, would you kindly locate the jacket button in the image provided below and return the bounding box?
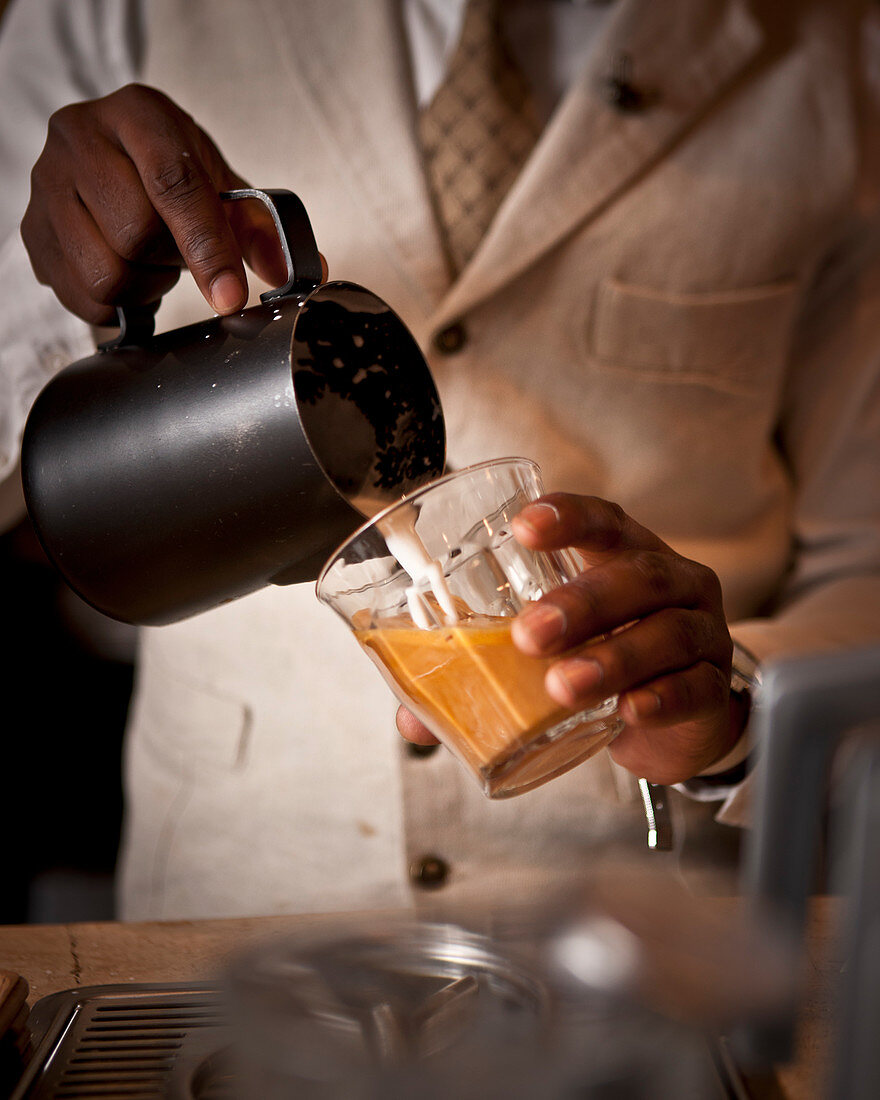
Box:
[605,77,645,112]
[410,855,449,889]
[604,53,650,113]
[407,740,439,759]
[433,322,467,354]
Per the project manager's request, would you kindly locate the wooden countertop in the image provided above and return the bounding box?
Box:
[0,898,844,1099]
[0,912,332,1005]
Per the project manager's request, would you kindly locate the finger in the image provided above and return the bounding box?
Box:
[601,661,737,784]
[22,154,118,322]
[610,663,734,782]
[617,660,730,728]
[395,706,440,746]
[112,91,249,313]
[23,197,127,325]
[224,195,330,289]
[42,99,182,269]
[187,121,283,292]
[187,127,330,287]
[222,195,288,288]
[62,129,180,266]
[543,609,731,710]
[513,550,724,656]
[27,242,119,326]
[33,247,178,326]
[39,187,181,317]
[513,494,670,564]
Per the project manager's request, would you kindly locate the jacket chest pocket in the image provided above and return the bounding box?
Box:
[590,278,800,397]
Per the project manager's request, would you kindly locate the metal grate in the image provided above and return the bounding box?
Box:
[11,985,228,1099]
[11,980,752,1099]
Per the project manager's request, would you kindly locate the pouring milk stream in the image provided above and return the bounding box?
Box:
[378,505,458,629]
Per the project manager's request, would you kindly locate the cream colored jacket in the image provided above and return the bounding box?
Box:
[1,0,878,919]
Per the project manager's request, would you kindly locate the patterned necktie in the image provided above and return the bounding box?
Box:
[418,0,541,275]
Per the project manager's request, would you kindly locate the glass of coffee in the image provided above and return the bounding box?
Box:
[316,457,622,798]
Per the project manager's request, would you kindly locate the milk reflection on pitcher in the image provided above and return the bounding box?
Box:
[316,458,623,799]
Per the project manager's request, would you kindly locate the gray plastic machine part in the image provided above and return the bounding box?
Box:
[735,642,880,1097]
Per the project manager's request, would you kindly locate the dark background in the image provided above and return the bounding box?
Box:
[1,512,134,924]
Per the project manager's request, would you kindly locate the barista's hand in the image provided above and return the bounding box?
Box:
[396,494,743,785]
[21,83,310,325]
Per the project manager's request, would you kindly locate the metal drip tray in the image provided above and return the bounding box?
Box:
[11,984,230,1099]
[10,981,758,1100]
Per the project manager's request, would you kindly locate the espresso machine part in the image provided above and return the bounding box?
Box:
[734,641,880,1094]
[224,920,551,1099]
[218,884,800,1100]
[21,188,445,626]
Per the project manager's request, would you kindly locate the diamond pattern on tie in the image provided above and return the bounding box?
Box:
[418,0,541,274]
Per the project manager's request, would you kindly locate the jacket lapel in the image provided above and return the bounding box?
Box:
[259,0,764,326]
[430,0,766,330]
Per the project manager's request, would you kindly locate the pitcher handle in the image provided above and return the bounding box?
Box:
[99,187,323,350]
[220,187,323,302]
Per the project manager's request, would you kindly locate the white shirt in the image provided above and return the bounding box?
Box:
[404,0,611,116]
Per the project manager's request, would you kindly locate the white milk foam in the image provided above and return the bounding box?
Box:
[376,504,458,629]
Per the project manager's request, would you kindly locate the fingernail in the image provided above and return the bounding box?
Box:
[622,690,661,723]
[210,271,245,314]
[547,658,604,704]
[513,603,567,649]
[515,501,562,538]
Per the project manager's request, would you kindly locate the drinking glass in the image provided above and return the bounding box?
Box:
[317,457,622,798]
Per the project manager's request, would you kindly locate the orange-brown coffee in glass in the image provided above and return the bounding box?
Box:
[355,611,619,796]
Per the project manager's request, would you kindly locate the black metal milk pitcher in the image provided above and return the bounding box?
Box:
[21,188,445,626]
